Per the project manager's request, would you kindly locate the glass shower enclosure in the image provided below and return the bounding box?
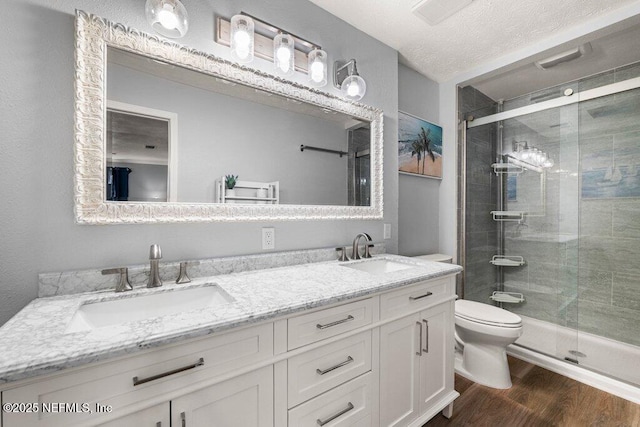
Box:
[460,62,640,387]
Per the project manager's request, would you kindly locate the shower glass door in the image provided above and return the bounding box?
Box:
[463,85,581,363]
[463,65,640,386]
[499,98,580,362]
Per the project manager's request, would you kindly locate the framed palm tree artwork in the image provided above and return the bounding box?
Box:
[398,111,443,179]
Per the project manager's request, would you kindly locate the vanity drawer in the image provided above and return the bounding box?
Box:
[380,277,455,320]
[288,331,371,407]
[2,323,273,427]
[288,299,373,350]
[288,372,372,427]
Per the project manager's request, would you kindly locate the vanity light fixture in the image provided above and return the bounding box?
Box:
[511,141,554,169]
[215,13,322,78]
[145,0,189,38]
[274,33,295,76]
[230,14,254,63]
[334,59,367,101]
[308,49,328,87]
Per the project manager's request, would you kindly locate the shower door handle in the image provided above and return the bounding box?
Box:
[422,319,429,353]
[416,321,423,356]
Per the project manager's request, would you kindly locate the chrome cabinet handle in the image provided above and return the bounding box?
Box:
[316,402,354,426]
[133,358,204,386]
[316,315,354,330]
[316,356,354,375]
[423,319,429,353]
[416,321,423,356]
[181,412,186,427]
[409,291,433,301]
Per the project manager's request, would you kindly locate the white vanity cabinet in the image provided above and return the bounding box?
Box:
[379,279,457,427]
[1,323,274,427]
[171,365,274,427]
[1,273,458,427]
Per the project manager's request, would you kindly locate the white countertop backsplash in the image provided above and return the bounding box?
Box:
[0,252,461,385]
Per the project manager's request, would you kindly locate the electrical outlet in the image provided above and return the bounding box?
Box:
[384,223,391,240]
[262,227,275,250]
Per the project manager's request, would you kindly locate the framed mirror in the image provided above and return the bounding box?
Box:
[74,11,383,224]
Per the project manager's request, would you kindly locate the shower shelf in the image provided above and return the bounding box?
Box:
[490,291,525,304]
[490,255,525,267]
[491,211,526,222]
[491,162,524,175]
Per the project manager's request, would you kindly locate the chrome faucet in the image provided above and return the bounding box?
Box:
[351,233,373,260]
[148,244,163,288]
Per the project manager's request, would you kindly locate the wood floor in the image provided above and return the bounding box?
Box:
[424,356,640,427]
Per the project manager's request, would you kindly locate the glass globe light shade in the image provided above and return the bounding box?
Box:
[341,74,366,101]
[230,15,254,63]
[145,0,189,38]
[274,33,295,76]
[307,49,327,87]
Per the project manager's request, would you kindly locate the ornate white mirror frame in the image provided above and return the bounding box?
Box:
[74,10,383,224]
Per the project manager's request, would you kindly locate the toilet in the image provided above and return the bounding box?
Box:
[454,299,522,389]
[412,254,522,389]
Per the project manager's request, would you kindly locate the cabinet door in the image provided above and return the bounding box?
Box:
[96,403,169,427]
[171,365,273,427]
[419,301,453,412]
[379,313,421,427]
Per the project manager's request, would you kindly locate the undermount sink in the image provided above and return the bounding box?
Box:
[66,284,234,333]
[341,259,416,274]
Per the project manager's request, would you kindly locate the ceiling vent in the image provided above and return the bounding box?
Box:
[412,0,473,25]
[534,43,592,70]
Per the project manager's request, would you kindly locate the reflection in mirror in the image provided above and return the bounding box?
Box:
[106,47,371,206]
[106,102,177,202]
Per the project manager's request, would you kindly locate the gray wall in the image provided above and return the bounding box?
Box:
[108,63,349,205]
[0,0,398,325]
[397,64,441,256]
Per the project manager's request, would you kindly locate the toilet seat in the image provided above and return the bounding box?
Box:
[455,299,522,328]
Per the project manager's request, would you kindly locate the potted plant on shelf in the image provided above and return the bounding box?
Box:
[224,174,238,202]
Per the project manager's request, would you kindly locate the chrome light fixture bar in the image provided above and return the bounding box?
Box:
[215,12,321,74]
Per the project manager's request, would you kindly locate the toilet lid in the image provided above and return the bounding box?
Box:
[455,299,522,327]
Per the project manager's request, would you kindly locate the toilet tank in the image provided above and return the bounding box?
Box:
[413,254,453,263]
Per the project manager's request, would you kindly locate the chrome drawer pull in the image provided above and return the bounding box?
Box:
[423,319,429,353]
[133,358,204,386]
[316,356,354,375]
[317,402,355,426]
[409,291,433,301]
[316,315,354,330]
[416,321,423,356]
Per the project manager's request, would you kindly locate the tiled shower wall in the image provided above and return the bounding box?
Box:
[459,87,498,303]
[461,62,640,348]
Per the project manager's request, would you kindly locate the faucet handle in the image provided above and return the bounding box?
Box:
[102,267,133,292]
[336,247,350,262]
[176,261,200,284]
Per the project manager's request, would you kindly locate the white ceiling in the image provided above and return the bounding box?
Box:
[309,0,640,90]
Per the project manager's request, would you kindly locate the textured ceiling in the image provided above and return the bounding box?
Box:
[308,0,639,83]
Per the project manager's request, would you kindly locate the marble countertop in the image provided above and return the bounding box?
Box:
[0,255,461,385]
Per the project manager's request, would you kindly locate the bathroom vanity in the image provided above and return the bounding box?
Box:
[0,255,461,426]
